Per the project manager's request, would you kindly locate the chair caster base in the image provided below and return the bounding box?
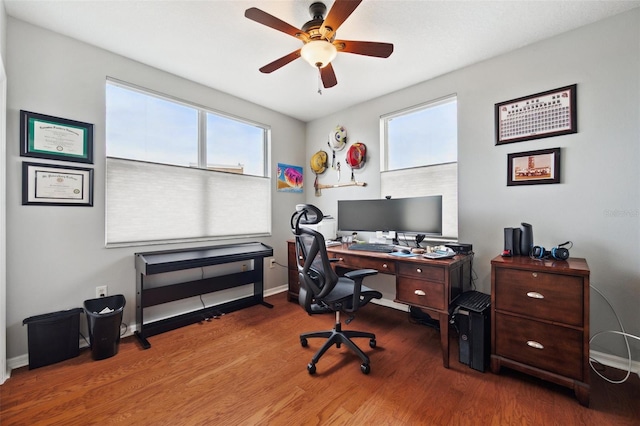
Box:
[307,362,316,374]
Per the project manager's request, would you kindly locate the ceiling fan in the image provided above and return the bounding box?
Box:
[244,0,393,89]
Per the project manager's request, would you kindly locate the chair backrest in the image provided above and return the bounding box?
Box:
[291,205,339,313]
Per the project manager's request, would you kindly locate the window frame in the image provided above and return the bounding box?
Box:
[379,94,458,239]
[380,94,457,172]
[106,77,270,177]
[105,78,271,247]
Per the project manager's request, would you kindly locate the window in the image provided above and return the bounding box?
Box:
[105,79,270,246]
[380,95,458,238]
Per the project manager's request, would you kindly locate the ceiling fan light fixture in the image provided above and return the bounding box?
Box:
[301,40,337,68]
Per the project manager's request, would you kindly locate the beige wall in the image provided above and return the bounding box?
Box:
[4,18,305,360]
[305,9,640,361]
[3,8,639,366]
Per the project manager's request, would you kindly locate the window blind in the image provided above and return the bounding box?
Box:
[381,163,458,239]
[106,158,271,246]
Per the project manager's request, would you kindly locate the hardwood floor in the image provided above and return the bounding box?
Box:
[1,293,638,425]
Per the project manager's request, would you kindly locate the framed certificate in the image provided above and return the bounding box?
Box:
[20,110,94,163]
[22,162,94,206]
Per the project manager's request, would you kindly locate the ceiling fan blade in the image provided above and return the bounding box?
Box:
[245,7,306,39]
[259,50,301,74]
[320,0,363,39]
[334,40,394,58]
[320,63,338,88]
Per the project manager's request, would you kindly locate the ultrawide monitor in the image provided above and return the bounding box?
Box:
[337,196,443,236]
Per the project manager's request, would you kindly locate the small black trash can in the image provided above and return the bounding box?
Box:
[23,308,83,369]
[83,294,126,360]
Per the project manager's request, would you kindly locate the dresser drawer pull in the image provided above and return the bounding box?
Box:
[526,291,544,299]
[532,272,538,278]
[416,268,422,273]
[414,289,426,296]
[382,263,388,269]
[526,340,544,350]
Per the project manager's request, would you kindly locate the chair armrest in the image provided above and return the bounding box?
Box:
[344,269,378,281]
[343,269,378,313]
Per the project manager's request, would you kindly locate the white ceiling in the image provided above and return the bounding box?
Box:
[4,0,639,122]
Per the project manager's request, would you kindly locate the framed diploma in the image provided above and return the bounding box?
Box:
[20,110,94,163]
[495,85,577,145]
[22,162,94,206]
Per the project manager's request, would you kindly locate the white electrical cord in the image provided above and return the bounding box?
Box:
[589,284,638,384]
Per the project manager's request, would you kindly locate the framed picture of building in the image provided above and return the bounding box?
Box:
[507,148,561,186]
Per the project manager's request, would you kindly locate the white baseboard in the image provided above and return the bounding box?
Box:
[7,288,639,382]
[590,349,640,379]
[372,297,410,312]
[265,285,287,298]
[6,287,290,374]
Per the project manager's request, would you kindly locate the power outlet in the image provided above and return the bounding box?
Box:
[269,258,276,269]
[96,285,107,298]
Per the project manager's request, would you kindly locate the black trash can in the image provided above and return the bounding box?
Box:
[83,294,126,360]
[23,308,83,369]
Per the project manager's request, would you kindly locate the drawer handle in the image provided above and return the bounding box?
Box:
[416,268,422,273]
[382,263,388,269]
[526,340,544,350]
[526,291,544,299]
[414,289,426,296]
[532,272,538,278]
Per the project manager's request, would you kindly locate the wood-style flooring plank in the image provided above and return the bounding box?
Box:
[1,293,638,425]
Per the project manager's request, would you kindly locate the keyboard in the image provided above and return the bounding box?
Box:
[455,291,491,313]
[347,243,395,253]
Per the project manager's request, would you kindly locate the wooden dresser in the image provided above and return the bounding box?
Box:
[490,255,590,406]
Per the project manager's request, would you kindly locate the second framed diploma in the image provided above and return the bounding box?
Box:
[22,162,94,206]
[20,110,94,164]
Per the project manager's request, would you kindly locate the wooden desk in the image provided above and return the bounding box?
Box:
[287,241,473,367]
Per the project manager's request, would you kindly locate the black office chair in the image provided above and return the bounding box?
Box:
[290,204,382,374]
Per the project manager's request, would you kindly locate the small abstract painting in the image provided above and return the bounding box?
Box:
[277,163,303,193]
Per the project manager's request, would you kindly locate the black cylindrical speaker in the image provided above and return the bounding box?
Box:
[520,222,533,256]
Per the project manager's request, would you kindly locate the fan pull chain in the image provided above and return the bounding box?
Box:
[317,68,323,95]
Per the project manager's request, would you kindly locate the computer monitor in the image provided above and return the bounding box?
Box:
[337,196,443,236]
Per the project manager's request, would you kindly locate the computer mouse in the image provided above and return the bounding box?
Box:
[399,248,411,254]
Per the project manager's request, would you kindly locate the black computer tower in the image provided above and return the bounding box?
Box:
[457,304,490,372]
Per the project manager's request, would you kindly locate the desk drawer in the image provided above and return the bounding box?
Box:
[397,262,444,282]
[495,313,583,380]
[495,268,583,326]
[334,253,396,274]
[396,277,445,310]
